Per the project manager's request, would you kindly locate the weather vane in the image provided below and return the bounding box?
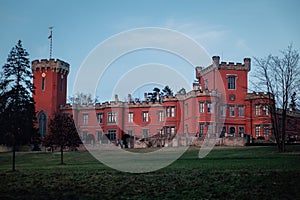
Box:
[48,26,54,59]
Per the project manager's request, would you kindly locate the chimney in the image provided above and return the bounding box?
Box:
[128,94,132,103]
[212,56,220,67]
[115,94,119,102]
[244,58,251,69]
[144,93,148,101]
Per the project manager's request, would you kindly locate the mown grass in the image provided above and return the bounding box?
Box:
[0,146,300,199]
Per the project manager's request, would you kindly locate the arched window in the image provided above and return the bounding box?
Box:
[38,111,47,137]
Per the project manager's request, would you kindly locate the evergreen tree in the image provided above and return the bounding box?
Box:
[44,113,81,164]
[162,85,173,96]
[0,40,36,171]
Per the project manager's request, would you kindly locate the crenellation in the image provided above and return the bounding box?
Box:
[31,58,70,74]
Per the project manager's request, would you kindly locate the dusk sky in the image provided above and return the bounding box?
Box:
[0,0,299,101]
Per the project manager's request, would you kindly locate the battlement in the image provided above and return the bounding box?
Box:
[197,56,251,77]
[31,58,70,74]
[218,57,251,71]
[245,92,274,100]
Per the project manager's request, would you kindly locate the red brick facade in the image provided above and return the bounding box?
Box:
[32,57,300,145]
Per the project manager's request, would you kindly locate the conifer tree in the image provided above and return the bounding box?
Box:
[0,40,36,171]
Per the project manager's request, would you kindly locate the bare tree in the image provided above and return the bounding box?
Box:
[253,44,300,152]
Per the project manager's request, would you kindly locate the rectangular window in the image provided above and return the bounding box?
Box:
[82,113,88,124]
[221,105,226,116]
[96,130,103,141]
[82,131,88,141]
[199,123,204,136]
[97,113,103,124]
[107,112,117,124]
[263,125,269,137]
[142,129,149,138]
[255,105,260,116]
[127,130,133,136]
[142,111,149,122]
[158,110,164,122]
[60,76,64,92]
[165,106,176,117]
[262,105,269,115]
[170,127,175,135]
[185,125,189,136]
[255,125,261,137]
[42,77,45,91]
[238,127,245,137]
[204,79,208,90]
[128,112,134,123]
[238,106,245,117]
[227,76,236,90]
[107,129,117,141]
[229,106,235,117]
[206,102,214,113]
[171,107,175,117]
[199,102,204,113]
[165,127,170,136]
[185,104,188,116]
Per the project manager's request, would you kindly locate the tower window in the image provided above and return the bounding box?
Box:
[227,75,236,90]
[60,75,64,92]
[42,77,45,91]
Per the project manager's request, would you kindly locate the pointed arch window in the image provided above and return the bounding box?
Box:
[38,111,47,137]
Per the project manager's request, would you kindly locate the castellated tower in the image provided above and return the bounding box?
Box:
[31,59,69,137]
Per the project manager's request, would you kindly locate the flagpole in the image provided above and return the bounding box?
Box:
[49,26,53,59]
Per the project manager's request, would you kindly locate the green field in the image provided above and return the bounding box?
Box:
[0,146,300,199]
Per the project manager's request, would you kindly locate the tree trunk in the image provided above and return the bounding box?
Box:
[12,144,16,171]
[60,145,64,165]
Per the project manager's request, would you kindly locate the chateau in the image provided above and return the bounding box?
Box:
[31,56,300,146]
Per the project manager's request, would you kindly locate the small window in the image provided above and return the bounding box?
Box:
[238,127,245,137]
[185,104,188,116]
[199,123,204,136]
[97,113,103,124]
[142,111,149,122]
[227,76,236,90]
[262,105,269,115]
[263,125,269,137]
[255,105,260,116]
[82,113,88,124]
[107,130,117,141]
[238,106,245,117]
[82,131,88,141]
[207,102,213,113]
[229,106,235,117]
[158,111,164,122]
[255,125,261,137]
[107,112,117,124]
[221,105,226,116]
[165,106,176,117]
[96,130,103,141]
[127,130,133,136]
[128,112,134,123]
[142,129,149,138]
[204,79,208,90]
[42,77,45,91]
[60,75,64,92]
[199,102,204,113]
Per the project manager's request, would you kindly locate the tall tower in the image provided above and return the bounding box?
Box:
[31,59,70,137]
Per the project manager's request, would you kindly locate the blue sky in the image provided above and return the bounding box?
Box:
[0,0,299,101]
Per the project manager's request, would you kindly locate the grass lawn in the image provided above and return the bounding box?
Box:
[0,145,300,199]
